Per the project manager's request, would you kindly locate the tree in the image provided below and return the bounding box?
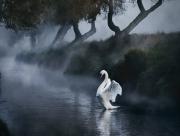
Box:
[0,0,165,47]
[69,0,102,44]
[0,0,49,47]
[1,0,47,30]
[50,0,102,46]
[106,0,164,37]
[0,0,101,47]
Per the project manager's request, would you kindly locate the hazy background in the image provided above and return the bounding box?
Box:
[0,1,180,136]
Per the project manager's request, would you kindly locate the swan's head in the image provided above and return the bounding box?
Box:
[100,70,107,77]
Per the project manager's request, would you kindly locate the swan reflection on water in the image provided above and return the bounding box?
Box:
[97,110,119,136]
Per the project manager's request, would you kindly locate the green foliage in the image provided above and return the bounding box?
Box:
[102,0,136,15]
[137,36,180,101]
[1,0,48,30]
[0,0,104,29]
[51,0,103,24]
[111,49,147,86]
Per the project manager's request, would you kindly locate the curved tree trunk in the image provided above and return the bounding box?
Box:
[50,23,71,47]
[108,0,121,35]
[80,21,96,41]
[122,12,148,35]
[107,0,163,38]
[122,0,163,36]
[61,20,97,54]
[72,22,82,40]
[71,20,96,45]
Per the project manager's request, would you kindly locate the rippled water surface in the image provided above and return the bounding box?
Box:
[0,57,180,136]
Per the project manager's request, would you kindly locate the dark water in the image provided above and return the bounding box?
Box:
[0,57,180,136]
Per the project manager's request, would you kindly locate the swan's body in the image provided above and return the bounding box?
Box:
[96,70,122,110]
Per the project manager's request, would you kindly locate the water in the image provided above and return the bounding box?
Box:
[0,57,180,136]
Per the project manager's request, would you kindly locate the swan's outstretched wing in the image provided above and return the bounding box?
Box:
[108,80,122,102]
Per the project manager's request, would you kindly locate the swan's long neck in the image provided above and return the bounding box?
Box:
[98,72,110,93]
[103,72,109,85]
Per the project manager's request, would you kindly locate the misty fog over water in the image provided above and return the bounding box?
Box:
[0,55,180,136]
[0,0,180,134]
[0,30,180,136]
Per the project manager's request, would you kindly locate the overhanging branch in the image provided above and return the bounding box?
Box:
[80,21,96,41]
[50,22,71,47]
[71,20,96,45]
[137,0,145,12]
[122,0,163,35]
[147,0,163,12]
[107,0,121,35]
[72,22,82,40]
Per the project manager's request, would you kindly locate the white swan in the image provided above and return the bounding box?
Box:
[96,70,122,110]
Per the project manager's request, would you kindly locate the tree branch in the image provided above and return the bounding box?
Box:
[71,20,96,45]
[50,23,71,47]
[147,0,163,13]
[107,0,121,35]
[137,0,145,12]
[122,0,163,35]
[80,20,96,41]
[72,22,82,40]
